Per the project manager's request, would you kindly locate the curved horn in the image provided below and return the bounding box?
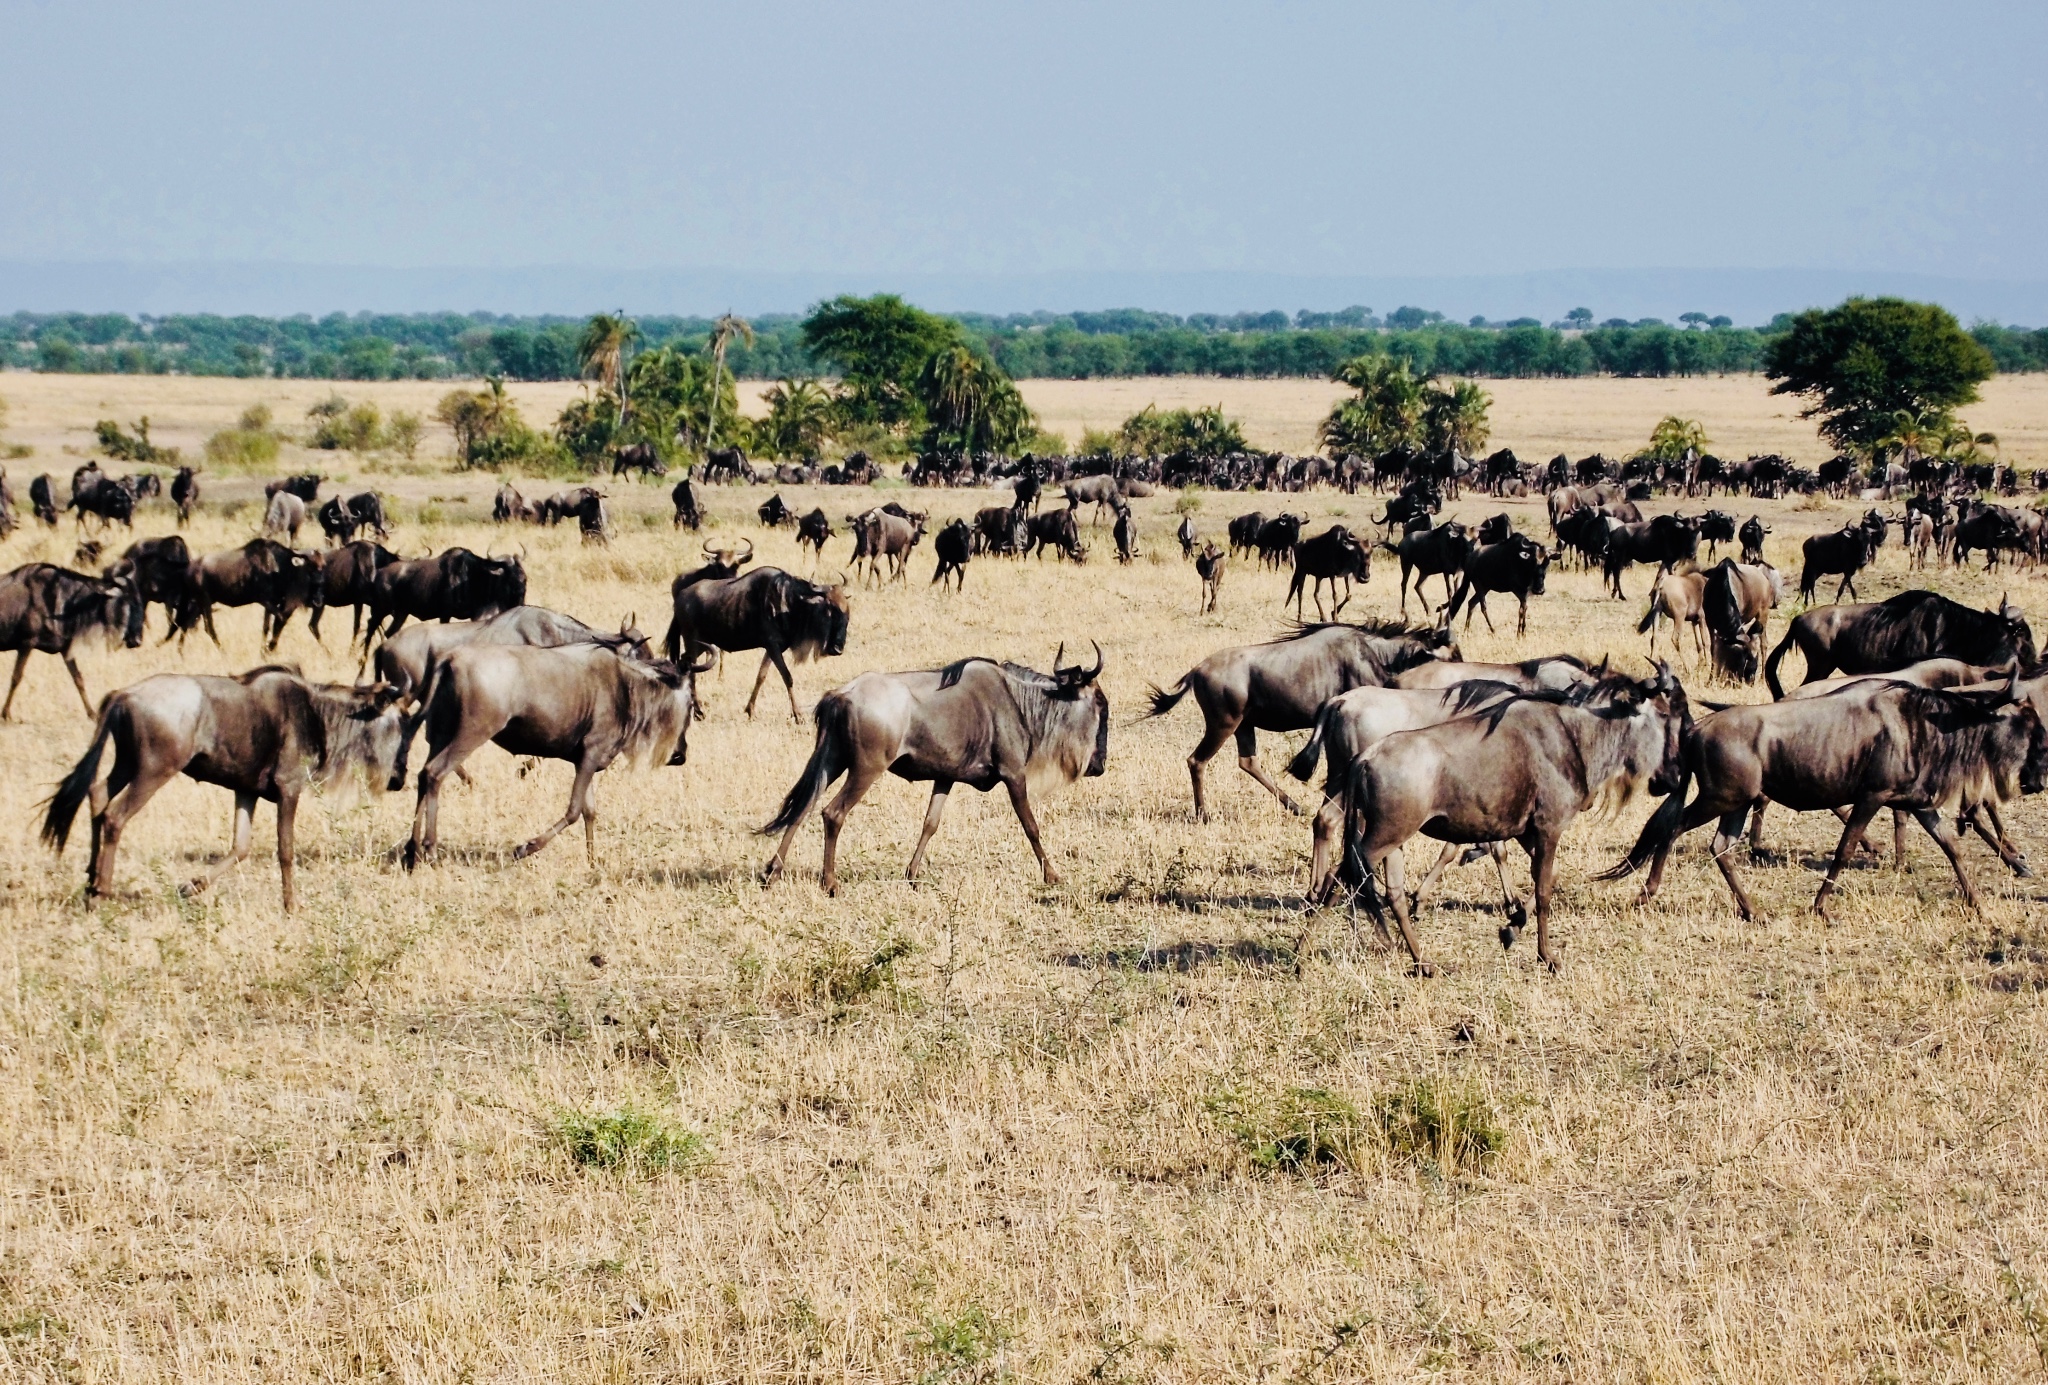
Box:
[1053,641,1067,673]
[702,539,718,557]
[736,537,755,560]
[1084,639,1104,681]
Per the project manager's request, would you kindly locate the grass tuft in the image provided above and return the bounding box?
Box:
[1374,1078,1505,1174]
[551,1104,708,1175]
[1208,1085,1367,1173]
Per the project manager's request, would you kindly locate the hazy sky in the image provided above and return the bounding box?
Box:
[3,0,2042,281]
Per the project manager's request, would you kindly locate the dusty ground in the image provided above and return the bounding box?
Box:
[3,375,2048,1379]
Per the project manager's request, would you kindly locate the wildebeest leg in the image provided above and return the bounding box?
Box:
[1911,808,1985,915]
[1381,848,1433,976]
[747,648,800,721]
[817,761,886,895]
[1235,724,1301,816]
[406,718,498,869]
[1489,843,1528,947]
[88,755,178,899]
[1002,776,1059,885]
[1471,594,1496,635]
[1961,803,2031,876]
[2,648,32,720]
[184,792,256,900]
[907,781,953,881]
[1527,830,1561,971]
[513,761,598,863]
[61,654,93,716]
[1641,795,1735,904]
[275,788,300,912]
[1812,800,1883,921]
[1515,593,1529,638]
[1186,718,1233,822]
[1405,840,1462,911]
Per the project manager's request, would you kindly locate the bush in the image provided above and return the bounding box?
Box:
[1374,1079,1504,1174]
[204,425,280,471]
[1208,1085,1368,1172]
[307,395,384,451]
[386,410,424,459]
[551,1103,708,1174]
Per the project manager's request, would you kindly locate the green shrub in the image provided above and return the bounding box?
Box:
[551,1104,707,1174]
[915,1303,1007,1383]
[1374,1078,1504,1174]
[203,424,280,471]
[1208,1085,1367,1172]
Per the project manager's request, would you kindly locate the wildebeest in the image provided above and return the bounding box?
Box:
[1601,676,2048,922]
[1444,534,1550,638]
[69,471,137,530]
[1383,521,1471,616]
[363,548,528,643]
[1025,505,1086,563]
[758,646,1109,893]
[309,540,402,645]
[402,643,712,869]
[1287,678,1524,794]
[105,535,192,630]
[662,566,851,719]
[613,442,666,477]
[1063,474,1123,525]
[700,446,758,484]
[1635,568,1708,664]
[1254,513,1307,570]
[493,483,532,524]
[797,508,834,560]
[973,504,1027,557]
[537,486,603,527]
[1950,502,2026,571]
[263,490,308,543]
[932,518,973,589]
[1286,525,1370,620]
[1738,515,1769,565]
[171,466,200,525]
[30,475,60,527]
[1312,668,1689,973]
[1797,510,1887,601]
[759,493,795,529]
[373,604,655,702]
[1699,510,1736,558]
[1226,512,1266,560]
[671,478,703,530]
[41,667,405,911]
[317,495,359,544]
[1601,513,1701,598]
[172,539,327,652]
[1763,590,2035,698]
[1195,542,1225,614]
[852,507,928,583]
[343,491,389,540]
[1145,620,1453,818]
[1177,515,1198,559]
[1699,559,1782,683]
[1112,506,1137,565]
[1,563,145,718]
[266,474,321,504]
[1395,652,1601,694]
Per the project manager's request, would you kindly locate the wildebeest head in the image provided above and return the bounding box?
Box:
[659,648,721,765]
[1052,641,1111,777]
[1641,661,1691,796]
[88,572,148,649]
[470,551,527,616]
[786,574,852,658]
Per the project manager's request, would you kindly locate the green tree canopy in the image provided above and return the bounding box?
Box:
[1644,415,1710,463]
[800,294,962,431]
[1110,404,1247,457]
[1763,297,1994,454]
[758,378,836,459]
[1421,378,1491,456]
[1318,355,1424,456]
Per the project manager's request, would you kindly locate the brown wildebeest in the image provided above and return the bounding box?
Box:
[1311,668,1690,974]
[171,466,200,525]
[173,539,327,652]
[856,508,927,584]
[40,667,405,910]
[1699,559,1782,683]
[363,547,527,643]
[1145,620,1455,819]
[1763,589,2035,698]
[1,563,146,719]
[105,535,192,630]
[310,540,401,645]
[797,508,834,559]
[1195,542,1225,614]
[374,604,655,700]
[403,643,714,869]
[1636,567,1708,665]
[663,566,850,719]
[1600,675,2048,922]
[758,646,1109,894]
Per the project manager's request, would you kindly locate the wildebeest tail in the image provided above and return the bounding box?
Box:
[759,694,850,836]
[1762,625,1798,699]
[1593,768,1691,881]
[1145,674,1192,719]
[41,694,123,852]
[1286,701,1334,783]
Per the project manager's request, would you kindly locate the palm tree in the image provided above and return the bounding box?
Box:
[1319,355,1424,456]
[761,378,835,459]
[1646,415,1710,463]
[1425,379,1493,457]
[703,313,755,454]
[577,312,638,427]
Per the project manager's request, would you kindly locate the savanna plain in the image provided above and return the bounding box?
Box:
[4,373,2048,1382]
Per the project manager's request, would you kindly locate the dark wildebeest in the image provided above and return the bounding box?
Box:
[613,442,666,477]
[1601,513,1701,599]
[1177,515,1198,559]
[105,535,192,631]
[758,646,1109,893]
[1026,505,1086,562]
[759,493,795,529]
[1371,488,1438,536]
[172,540,327,652]
[701,446,758,484]
[1699,510,1736,558]
[932,518,973,589]
[670,478,703,530]
[1063,474,1124,525]
[493,482,532,524]
[42,667,405,911]
[1700,559,1782,683]
[363,548,527,643]
[316,494,360,544]
[70,472,137,530]
[1195,542,1225,614]
[1475,513,1513,546]
[402,643,712,870]
[344,491,389,539]
[1797,510,1887,601]
[1444,533,1551,637]
[309,540,402,645]
[678,537,755,591]
[973,504,1026,557]
[1950,502,2026,571]
[266,474,321,504]
[1286,525,1371,620]
[1383,521,1471,616]
[170,466,200,526]
[1739,515,1769,565]
[662,566,851,719]
[797,509,834,561]
[1601,676,2048,922]
[1312,668,1689,973]
[0,563,145,718]
[1112,505,1137,565]
[1145,620,1453,819]
[536,486,601,527]
[1763,589,2034,697]
[1254,514,1306,570]
[30,475,60,527]
[1226,512,1266,561]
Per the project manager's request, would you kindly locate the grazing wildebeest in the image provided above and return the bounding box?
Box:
[317,495,359,544]
[42,667,405,911]
[973,504,1026,556]
[1177,515,1198,559]
[1195,542,1226,614]
[1636,567,1708,664]
[1601,513,1701,598]
[1025,505,1086,563]
[492,482,531,523]
[797,508,834,560]
[363,548,527,642]
[612,442,666,477]
[1763,589,2035,697]
[30,475,60,527]
[1444,533,1550,637]
[266,474,321,504]
[1739,515,1769,564]
[1226,512,1266,560]
[1797,510,1887,601]
[69,472,137,530]
[105,535,192,630]
[1312,668,1689,973]
[171,466,200,525]
[1286,525,1371,620]
[310,540,402,645]
[402,643,712,870]
[701,446,758,484]
[1254,513,1307,570]
[1145,620,1453,818]
[662,566,851,719]
[759,493,795,529]
[1950,502,2026,571]
[1602,676,2048,922]
[263,490,307,543]
[172,539,327,652]
[1699,510,1736,558]
[670,477,703,530]
[1383,521,1471,616]
[1063,474,1123,525]
[932,518,973,589]
[537,486,603,527]
[758,646,1109,893]
[1112,505,1137,565]
[1699,559,1782,683]
[344,491,389,539]
[1395,652,1601,693]
[0,563,145,718]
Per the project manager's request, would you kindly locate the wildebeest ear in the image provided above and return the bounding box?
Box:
[364,681,404,712]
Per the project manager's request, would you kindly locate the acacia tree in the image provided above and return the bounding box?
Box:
[1764,297,1994,454]
[801,294,961,433]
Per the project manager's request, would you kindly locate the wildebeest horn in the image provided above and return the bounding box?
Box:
[736,537,754,560]
[1053,641,1066,672]
[1082,640,1104,681]
[702,539,718,556]
[686,647,719,674]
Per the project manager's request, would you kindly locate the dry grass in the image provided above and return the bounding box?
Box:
[3,378,2048,1379]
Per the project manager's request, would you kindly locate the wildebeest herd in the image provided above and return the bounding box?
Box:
[9,447,2048,982]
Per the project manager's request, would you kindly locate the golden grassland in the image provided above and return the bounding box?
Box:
[3,377,2048,1379]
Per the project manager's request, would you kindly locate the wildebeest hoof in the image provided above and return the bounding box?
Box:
[179,878,208,898]
[1543,957,1560,975]
[1281,798,1304,817]
[512,839,545,860]
[1410,961,1439,979]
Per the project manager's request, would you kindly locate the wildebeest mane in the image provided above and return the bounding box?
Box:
[1438,678,1526,715]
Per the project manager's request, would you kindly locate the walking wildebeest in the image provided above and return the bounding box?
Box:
[1635,568,1708,665]
[1146,620,1454,819]
[855,508,928,583]
[1601,513,1701,598]
[105,535,192,631]
[1025,505,1086,563]
[1,563,145,718]
[1287,679,1524,794]
[1383,521,1471,616]
[1699,559,1782,683]
[1395,652,1601,693]
[1444,534,1550,637]
[42,666,406,911]
[1195,542,1225,614]
[759,493,795,529]
[1950,502,2026,571]
[402,643,713,870]
[263,490,307,543]
[171,466,200,526]
[1739,515,1769,565]
[1177,515,1198,559]
[932,518,972,590]
[309,540,402,645]
[662,566,851,719]
[362,548,528,642]
[1763,589,2035,698]
[613,442,666,477]
[343,491,389,539]
[758,646,1109,893]
[973,504,1026,557]
[374,605,655,702]
[1063,475,1123,525]
[1601,676,2048,922]
[797,508,834,560]
[70,472,137,530]
[171,539,327,652]
[1286,525,1371,620]
[1311,668,1689,973]
[30,475,60,527]
[1797,510,1887,602]
[671,477,703,530]
[1699,510,1736,558]
[1112,505,1137,565]
[1226,512,1266,561]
